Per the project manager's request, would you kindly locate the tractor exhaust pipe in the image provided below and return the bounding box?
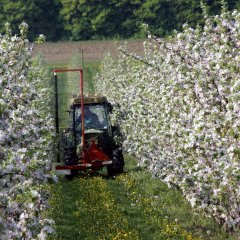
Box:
[54,72,60,162]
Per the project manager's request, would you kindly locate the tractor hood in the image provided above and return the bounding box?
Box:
[84,129,103,134]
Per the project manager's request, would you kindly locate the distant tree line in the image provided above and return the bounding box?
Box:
[0,0,239,41]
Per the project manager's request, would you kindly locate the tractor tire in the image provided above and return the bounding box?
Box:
[113,148,124,172]
[60,131,78,165]
[114,156,124,172]
[107,152,125,177]
[65,174,74,180]
[107,164,115,177]
[63,147,78,166]
[65,170,78,180]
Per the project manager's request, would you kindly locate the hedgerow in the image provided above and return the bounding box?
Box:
[97,8,240,231]
[0,23,55,239]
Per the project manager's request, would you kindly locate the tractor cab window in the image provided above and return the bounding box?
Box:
[75,104,108,130]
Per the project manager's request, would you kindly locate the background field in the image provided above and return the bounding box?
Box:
[34,40,144,64]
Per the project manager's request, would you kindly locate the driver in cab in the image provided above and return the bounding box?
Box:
[77,107,101,129]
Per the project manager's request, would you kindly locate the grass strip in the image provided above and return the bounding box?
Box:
[47,156,237,240]
[48,175,139,240]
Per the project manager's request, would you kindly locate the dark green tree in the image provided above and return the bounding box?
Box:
[0,0,239,41]
[0,0,64,41]
[60,0,142,40]
[135,0,176,36]
[28,0,64,41]
[135,0,240,37]
[0,0,33,35]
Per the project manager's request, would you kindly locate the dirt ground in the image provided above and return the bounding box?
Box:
[33,39,144,64]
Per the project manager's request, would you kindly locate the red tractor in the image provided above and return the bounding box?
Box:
[53,69,124,178]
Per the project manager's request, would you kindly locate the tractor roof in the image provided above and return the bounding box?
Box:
[71,94,108,105]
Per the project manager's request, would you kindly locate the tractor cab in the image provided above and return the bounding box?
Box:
[71,96,112,137]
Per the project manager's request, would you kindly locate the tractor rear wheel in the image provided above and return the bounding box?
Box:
[107,164,115,177]
[107,153,124,177]
[65,170,78,180]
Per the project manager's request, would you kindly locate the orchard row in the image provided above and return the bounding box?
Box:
[0,23,55,239]
[97,9,240,231]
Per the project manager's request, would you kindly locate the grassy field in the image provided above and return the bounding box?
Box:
[47,156,237,240]
[34,40,144,64]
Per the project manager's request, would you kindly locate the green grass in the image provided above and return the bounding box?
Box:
[46,156,238,240]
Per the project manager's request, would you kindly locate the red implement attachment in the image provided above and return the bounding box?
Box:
[55,139,112,172]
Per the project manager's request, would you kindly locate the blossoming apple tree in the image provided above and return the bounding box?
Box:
[0,23,55,239]
[97,9,240,231]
